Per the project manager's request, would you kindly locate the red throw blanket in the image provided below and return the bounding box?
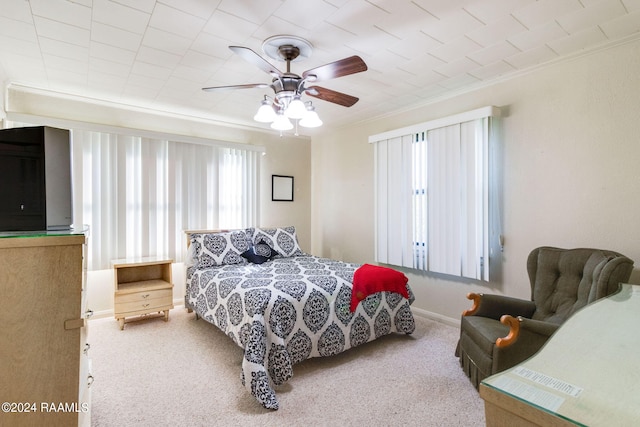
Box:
[350,263,409,312]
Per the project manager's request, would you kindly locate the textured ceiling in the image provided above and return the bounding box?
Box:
[1,0,639,133]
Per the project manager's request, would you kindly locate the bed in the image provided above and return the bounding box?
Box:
[184,226,416,409]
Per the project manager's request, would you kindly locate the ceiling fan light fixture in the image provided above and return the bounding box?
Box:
[285,95,306,119]
[271,110,293,131]
[203,37,368,133]
[254,98,277,123]
[299,103,322,128]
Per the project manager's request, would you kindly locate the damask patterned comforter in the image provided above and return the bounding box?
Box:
[185,239,416,409]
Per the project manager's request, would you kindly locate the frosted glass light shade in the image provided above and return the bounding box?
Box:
[285,96,306,119]
[253,101,276,123]
[271,112,293,130]
[299,109,323,128]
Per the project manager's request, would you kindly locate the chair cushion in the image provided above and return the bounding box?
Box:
[460,315,510,354]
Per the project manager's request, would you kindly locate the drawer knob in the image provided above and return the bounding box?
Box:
[85,309,94,318]
[142,303,150,307]
[87,374,94,388]
[141,294,150,299]
[83,343,91,355]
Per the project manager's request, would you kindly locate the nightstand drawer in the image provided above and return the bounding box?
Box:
[115,288,172,304]
[115,296,172,314]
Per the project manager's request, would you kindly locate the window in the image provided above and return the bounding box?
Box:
[370,106,501,281]
[70,130,260,270]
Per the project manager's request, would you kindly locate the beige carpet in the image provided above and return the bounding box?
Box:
[88,308,485,426]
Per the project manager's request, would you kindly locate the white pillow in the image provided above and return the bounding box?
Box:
[190,230,251,267]
[250,226,304,257]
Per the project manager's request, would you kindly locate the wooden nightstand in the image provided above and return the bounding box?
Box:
[112,257,174,330]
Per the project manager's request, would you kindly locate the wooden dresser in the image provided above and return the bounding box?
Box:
[0,232,92,427]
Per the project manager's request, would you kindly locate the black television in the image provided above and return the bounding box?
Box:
[0,126,72,231]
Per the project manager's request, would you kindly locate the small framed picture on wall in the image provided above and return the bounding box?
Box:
[272,175,294,201]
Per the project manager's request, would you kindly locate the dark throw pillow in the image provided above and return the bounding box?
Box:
[241,239,277,264]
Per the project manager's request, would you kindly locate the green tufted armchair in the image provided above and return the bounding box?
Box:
[455,246,634,388]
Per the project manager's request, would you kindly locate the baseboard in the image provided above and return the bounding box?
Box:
[88,309,113,320]
[411,306,460,328]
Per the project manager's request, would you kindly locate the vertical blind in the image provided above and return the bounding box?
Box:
[371,107,500,281]
[70,130,260,270]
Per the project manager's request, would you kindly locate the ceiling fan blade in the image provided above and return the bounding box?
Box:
[229,46,283,77]
[302,56,367,82]
[305,86,359,107]
[202,83,270,92]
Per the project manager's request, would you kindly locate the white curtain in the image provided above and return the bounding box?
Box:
[419,120,489,279]
[374,135,413,267]
[71,130,259,270]
[371,107,499,281]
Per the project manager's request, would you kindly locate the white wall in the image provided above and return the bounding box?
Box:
[311,39,640,324]
[259,136,311,249]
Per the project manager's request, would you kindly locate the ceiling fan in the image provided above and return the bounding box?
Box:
[202,35,368,130]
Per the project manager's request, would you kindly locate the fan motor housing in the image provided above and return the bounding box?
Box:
[272,75,301,92]
[271,75,303,105]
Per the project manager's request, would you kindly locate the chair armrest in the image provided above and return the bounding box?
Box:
[462,293,536,320]
[496,315,560,348]
[518,317,559,337]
